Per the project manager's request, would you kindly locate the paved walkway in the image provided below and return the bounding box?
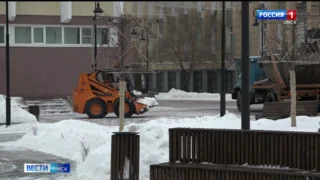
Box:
[0,133,75,180]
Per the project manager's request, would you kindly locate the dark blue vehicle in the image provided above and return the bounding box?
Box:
[231,56,267,111]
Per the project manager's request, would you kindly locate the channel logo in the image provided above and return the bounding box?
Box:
[256,10,296,20]
[24,163,70,173]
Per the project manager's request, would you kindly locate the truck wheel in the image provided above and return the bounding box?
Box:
[265,91,278,102]
[236,91,242,112]
[114,98,136,118]
[85,99,107,118]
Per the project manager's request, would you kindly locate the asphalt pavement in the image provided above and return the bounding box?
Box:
[39,100,264,126]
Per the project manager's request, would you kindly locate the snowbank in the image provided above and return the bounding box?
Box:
[3,113,320,180]
[137,97,159,107]
[155,88,235,101]
[133,90,142,95]
[0,95,37,124]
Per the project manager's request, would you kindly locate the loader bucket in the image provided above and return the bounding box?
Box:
[134,102,156,115]
[260,100,318,120]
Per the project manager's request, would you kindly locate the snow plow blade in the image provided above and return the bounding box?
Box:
[257,100,318,120]
[134,102,156,115]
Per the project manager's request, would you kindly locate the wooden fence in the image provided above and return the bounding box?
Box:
[110,132,140,180]
[150,163,320,180]
[169,128,320,170]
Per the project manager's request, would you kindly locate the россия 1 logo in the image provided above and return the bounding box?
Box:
[24,163,71,173]
[256,9,297,24]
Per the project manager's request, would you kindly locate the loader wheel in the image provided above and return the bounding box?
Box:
[85,99,107,118]
[236,91,242,112]
[114,98,135,118]
[265,91,278,102]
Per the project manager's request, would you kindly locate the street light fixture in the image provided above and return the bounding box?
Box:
[92,1,104,71]
[93,2,104,16]
[252,19,259,27]
[252,7,266,55]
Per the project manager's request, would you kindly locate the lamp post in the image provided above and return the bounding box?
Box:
[140,28,149,94]
[220,1,226,117]
[5,0,11,127]
[93,1,104,71]
[252,8,265,55]
[241,1,250,130]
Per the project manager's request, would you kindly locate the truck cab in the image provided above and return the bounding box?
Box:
[231,56,266,110]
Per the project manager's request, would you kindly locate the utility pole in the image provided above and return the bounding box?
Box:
[241,1,250,130]
[220,1,226,117]
[6,0,11,127]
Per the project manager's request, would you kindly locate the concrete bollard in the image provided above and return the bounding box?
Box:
[110,132,140,180]
[28,106,40,121]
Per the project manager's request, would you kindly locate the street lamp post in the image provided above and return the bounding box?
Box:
[93,1,104,71]
[252,8,265,55]
[5,0,11,127]
[140,28,149,94]
[241,1,250,130]
[220,1,226,117]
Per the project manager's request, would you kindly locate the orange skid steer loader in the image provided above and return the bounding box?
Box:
[72,70,152,118]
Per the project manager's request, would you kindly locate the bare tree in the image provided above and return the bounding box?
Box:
[261,12,320,126]
[94,2,151,131]
[157,11,217,91]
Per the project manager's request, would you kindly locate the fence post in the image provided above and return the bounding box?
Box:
[28,105,40,121]
[110,132,140,180]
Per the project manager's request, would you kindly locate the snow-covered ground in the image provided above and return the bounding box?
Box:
[2,113,320,180]
[155,88,235,101]
[0,95,38,125]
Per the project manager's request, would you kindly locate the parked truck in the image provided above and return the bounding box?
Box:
[232,55,320,112]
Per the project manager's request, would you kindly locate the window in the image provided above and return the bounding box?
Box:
[226,25,232,51]
[184,2,189,14]
[137,2,142,18]
[46,27,62,44]
[82,28,92,44]
[159,7,164,18]
[97,28,109,45]
[109,28,118,47]
[197,2,202,13]
[211,29,216,53]
[277,23,282,50]
[33,27,44,43]
[226,2,232,9]
[15,26,31,44]
[148,2,153,17]
[0,26,4,43]
[64,27,80,44]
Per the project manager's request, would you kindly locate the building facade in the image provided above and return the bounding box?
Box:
[0,1,119,99]
[0,2,317,98]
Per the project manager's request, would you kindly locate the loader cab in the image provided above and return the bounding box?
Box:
[95,71,113,83]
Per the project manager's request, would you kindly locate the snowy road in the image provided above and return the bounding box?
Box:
[0,100,264,180]
[39,100,264,126]
[0,134,75,180]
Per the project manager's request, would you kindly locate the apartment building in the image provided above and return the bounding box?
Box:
[0,1,123,98]
[129,2,236,93]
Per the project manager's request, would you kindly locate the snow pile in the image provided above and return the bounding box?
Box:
[155,88,235,101]
[0,94,37,124]
[3,113,320,180]
[137,97,159,107]
[133,90,142,95]
[0,122,39,134]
